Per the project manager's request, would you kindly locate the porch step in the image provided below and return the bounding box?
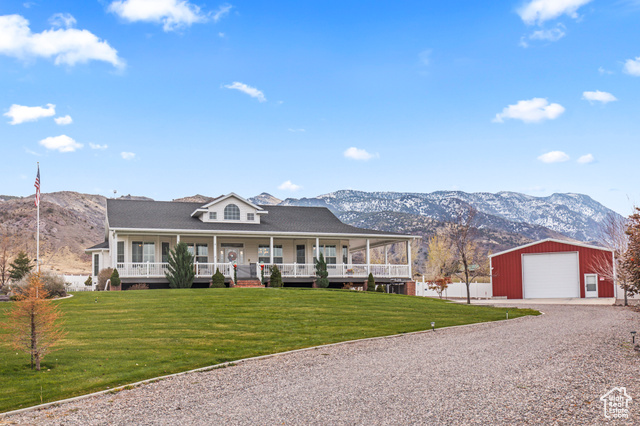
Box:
[232,279,264,288]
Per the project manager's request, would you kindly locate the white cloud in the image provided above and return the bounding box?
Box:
[582,90,617,104]
[518,0,593,25]
[419,49,432,66]
[121,151,136,160]
[493,98,565,123]
[623,57,640,76]
[598,66,614,75]
[223,82,266,102]
[344,147,379,161]
[49,13,76,29]
[4,103,55,124]
[529,26,566,42]
[538,151,570,163]
[0,14,124,68]
[577,153,594,164]
[108,0,209,32]
[54,115,73,125]
[278,180,302,191]
[287,128,305,132]
[39,135,83,152]
[89,143,108,150]
[212,4,232,23]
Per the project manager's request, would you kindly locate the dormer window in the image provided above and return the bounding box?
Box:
[224,204,240,220]
[247,213,254,221]
[209,212,217,220]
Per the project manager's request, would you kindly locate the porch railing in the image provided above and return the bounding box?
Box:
[115,262,410,279]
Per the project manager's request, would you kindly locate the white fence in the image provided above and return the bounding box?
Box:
[63,274,95,292]
[416,280,492,299]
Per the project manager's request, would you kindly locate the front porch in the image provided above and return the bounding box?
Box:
[115,262,411,280]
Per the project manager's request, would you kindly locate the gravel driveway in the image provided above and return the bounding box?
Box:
[4,304,639,425]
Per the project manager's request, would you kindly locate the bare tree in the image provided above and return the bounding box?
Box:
[448,206,489,304]
[592,213,634,305]
[0,229,11,289]
[424,233,457,281]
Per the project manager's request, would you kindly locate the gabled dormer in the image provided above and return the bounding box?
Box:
[191,193,267,224]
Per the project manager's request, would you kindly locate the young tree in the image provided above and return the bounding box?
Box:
[366,272,376,291]
[623,208,640,295]
[110,269,121,289]
[84,276,93,287]
[8,251,34,282]
[591,213,634,305]
[270,265,283,288]
[314,253,329,288]
[165,242,195,288]
[2,273,66,370]
[211,268,226,288]
[448,206,489,304]
[425,234,457,281]
[428,276,452,299]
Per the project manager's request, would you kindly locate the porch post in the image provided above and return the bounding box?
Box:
[384,244,388,264]
[213,235,217,271]
[112,232,117,269]
[177,234,180,244]
[315,237,320,261]
[269,236,274,264]
[366,239,370,275]
[407,240,412,278]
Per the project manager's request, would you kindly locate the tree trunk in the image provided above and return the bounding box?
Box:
[30,311,36,370]
[35,352,40,371]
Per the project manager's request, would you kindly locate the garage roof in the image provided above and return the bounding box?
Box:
[489,238,613,258]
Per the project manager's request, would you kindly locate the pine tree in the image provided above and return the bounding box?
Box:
[8,251,33,282]
[270,265,283,288]
[624,207,640,293]
[315,253,329,288]
[165,242,195,289]
[367,272,376,291]
[2,273,66,370]
[110,269,121,288]
[211,268,226,288]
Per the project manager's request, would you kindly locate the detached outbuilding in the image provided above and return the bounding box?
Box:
[490,239,614,299]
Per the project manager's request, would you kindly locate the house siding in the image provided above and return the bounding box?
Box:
[491,240,614,299]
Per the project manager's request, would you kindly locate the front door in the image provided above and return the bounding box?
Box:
[585,274,598,298]
[224,247,241,264]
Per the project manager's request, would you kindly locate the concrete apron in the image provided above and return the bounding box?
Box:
[453,297,616,306]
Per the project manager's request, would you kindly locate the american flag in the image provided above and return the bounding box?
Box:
[34,165,40,207]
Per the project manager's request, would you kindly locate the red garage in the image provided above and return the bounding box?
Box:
[490,239,614,299]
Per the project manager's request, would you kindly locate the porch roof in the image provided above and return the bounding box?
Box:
[106,199,412,239]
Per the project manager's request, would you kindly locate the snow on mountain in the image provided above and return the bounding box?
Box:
[279,190,620,242]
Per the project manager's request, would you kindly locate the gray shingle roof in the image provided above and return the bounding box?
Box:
[106,199,407,237]
[87,240,109,250]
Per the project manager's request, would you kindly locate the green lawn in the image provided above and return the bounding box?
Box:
[0,288,539,413]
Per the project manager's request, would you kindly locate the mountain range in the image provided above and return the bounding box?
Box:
[0,189,620,274]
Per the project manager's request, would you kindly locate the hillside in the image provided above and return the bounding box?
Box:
[0,189,618,275]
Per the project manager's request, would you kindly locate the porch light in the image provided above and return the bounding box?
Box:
[632,331,637,344]
[431,321,435,332]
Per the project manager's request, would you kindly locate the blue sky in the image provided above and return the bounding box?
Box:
[1,0,639,214]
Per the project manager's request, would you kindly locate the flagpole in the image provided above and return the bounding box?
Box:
[36,162,40,274]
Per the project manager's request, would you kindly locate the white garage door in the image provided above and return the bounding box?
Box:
[522,252,579,298]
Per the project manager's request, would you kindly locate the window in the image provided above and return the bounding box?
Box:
[132,242,155,263]
[209,212,217,220]
[93,254,99,276]
[343,246,348,264]
[117,241,124,263]
[258,245,283,263]
[224,204,240,220]
[247,213,254,221]
[313,245,337,265]
[196,243,208,263]
[296,245,306,264]
[162,242,170,263]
